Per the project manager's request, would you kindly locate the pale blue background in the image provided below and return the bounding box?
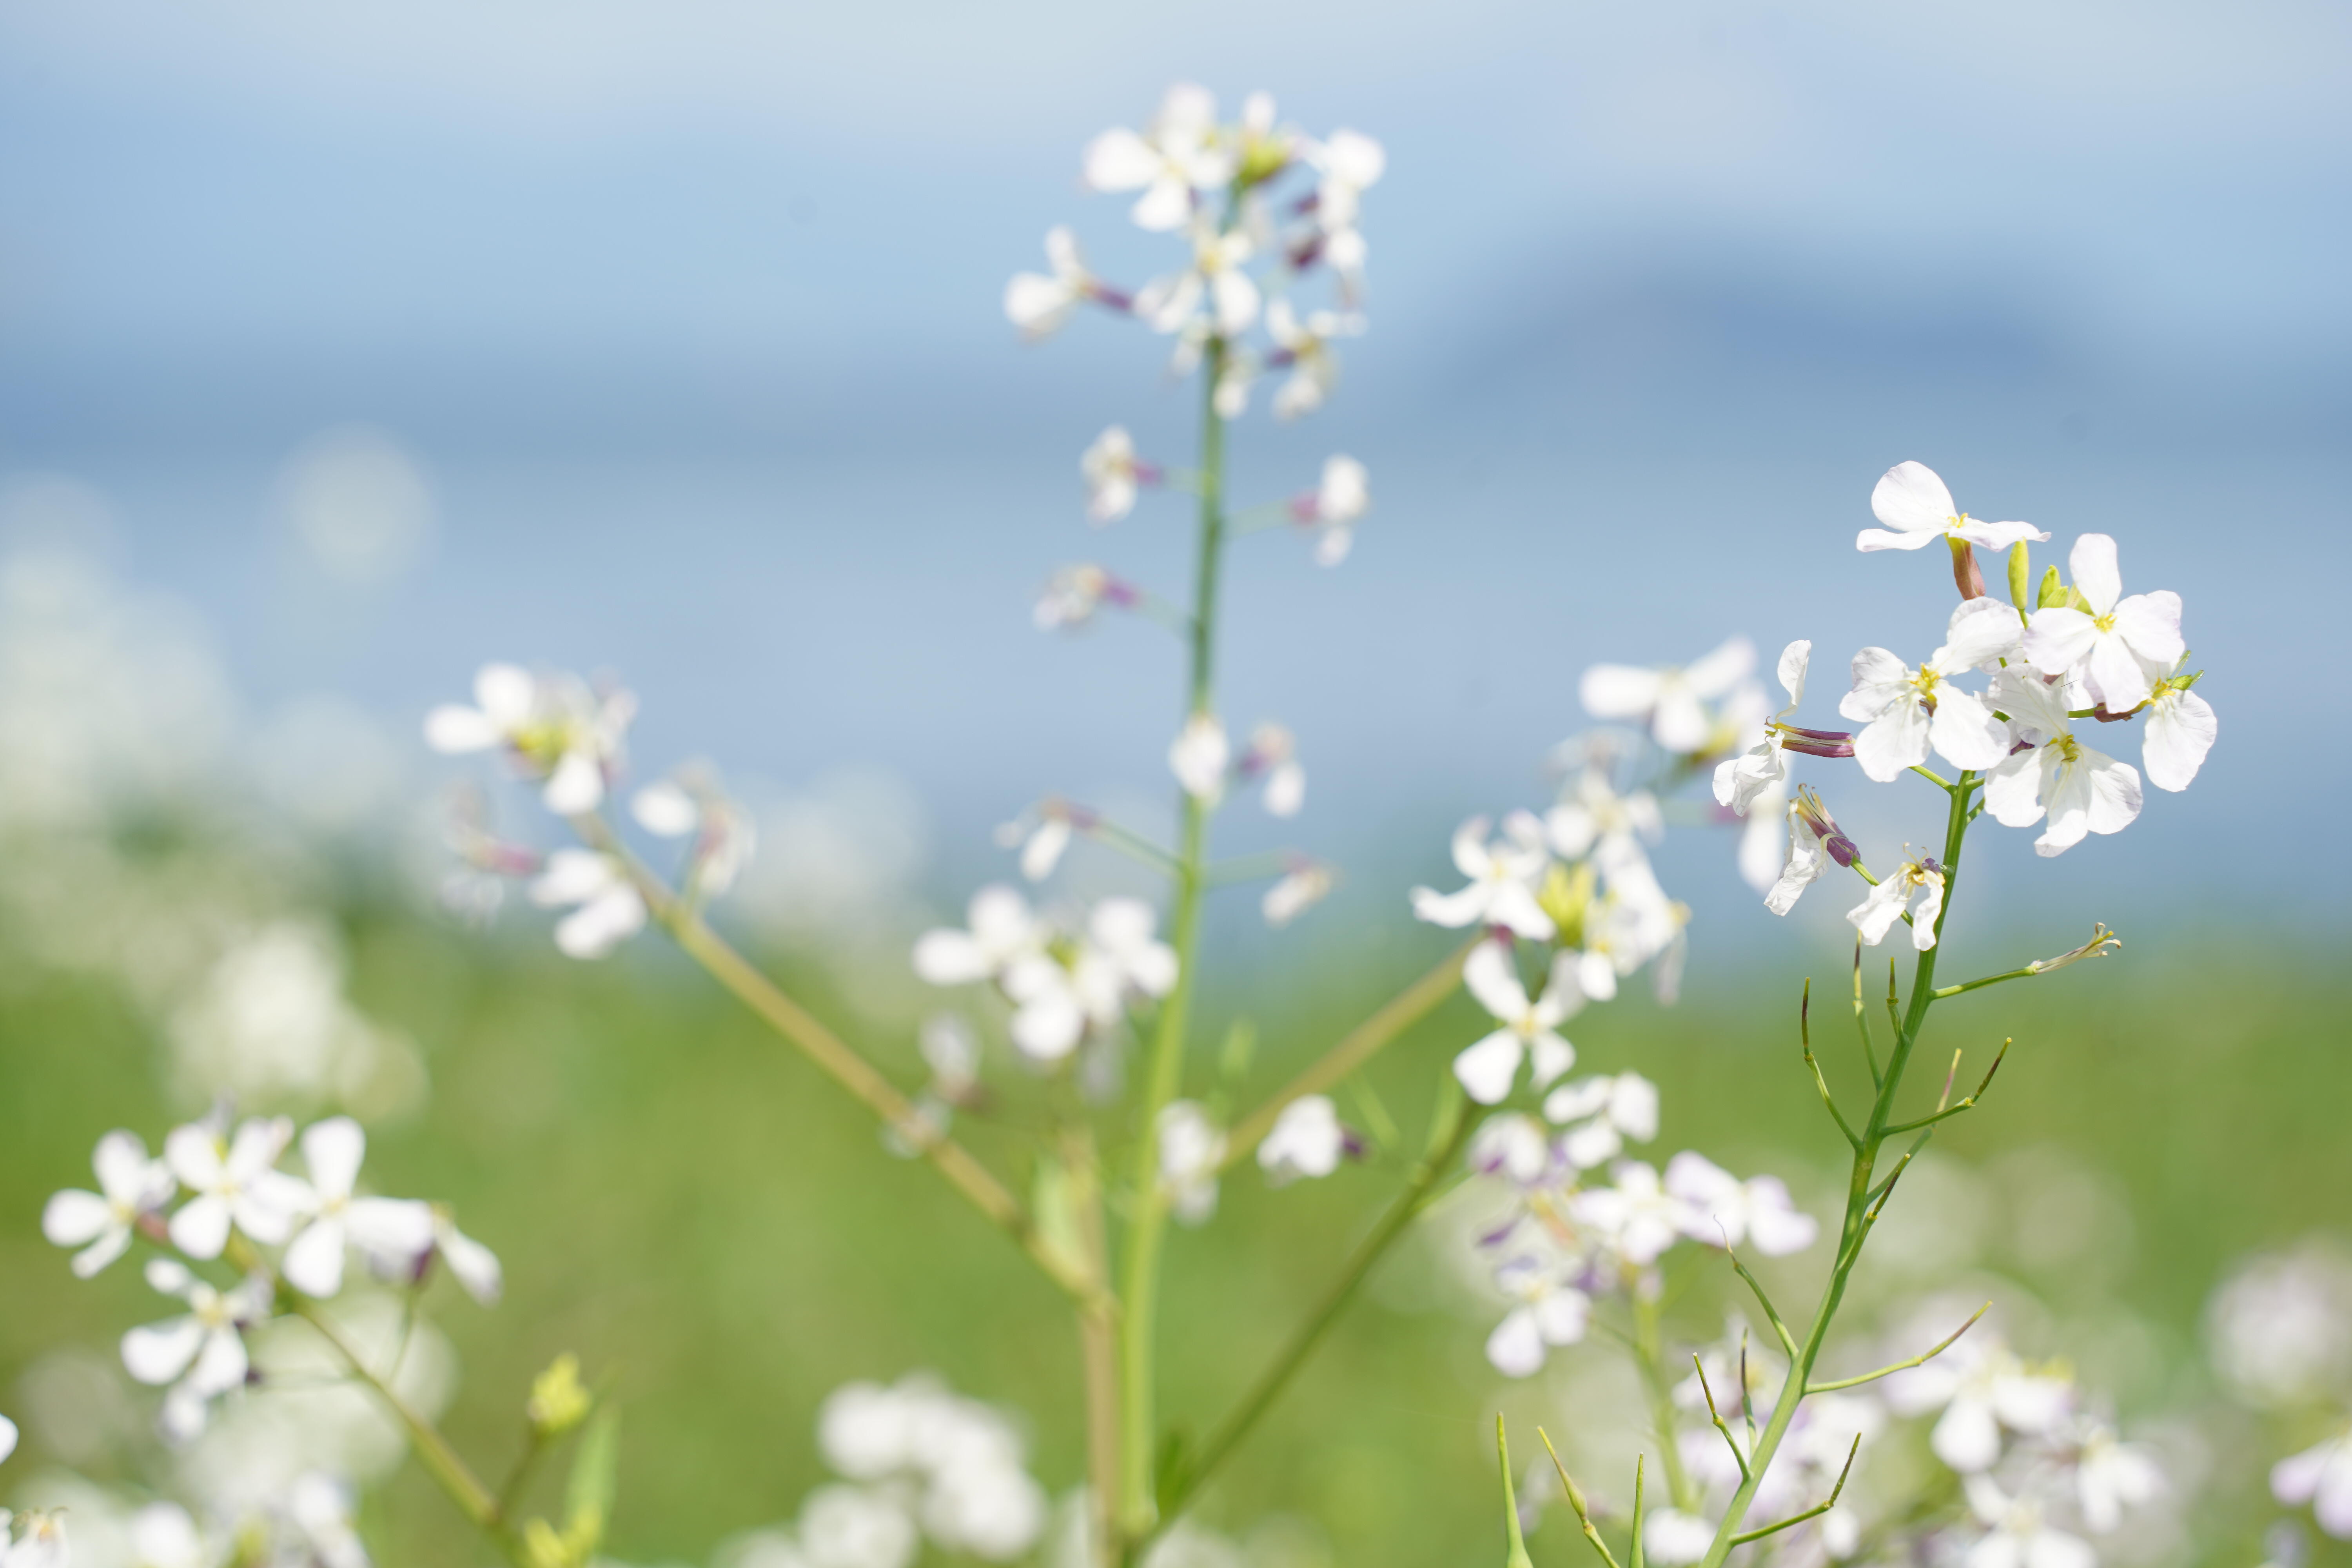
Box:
[1,0,2343,949]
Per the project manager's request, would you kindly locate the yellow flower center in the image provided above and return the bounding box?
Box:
[2053,733,2082,764]
[2093,611,2117,633]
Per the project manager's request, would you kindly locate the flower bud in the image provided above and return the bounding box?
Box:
[2007,540,2033,612]
[528,1353,593,1438]
[1948,535,1987,600]
[1537,860,1595,948]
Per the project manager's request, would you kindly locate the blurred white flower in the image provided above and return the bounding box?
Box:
[1261,862,1334,928]
[2071,1422,2163,1533]
[1239,722,1304,817]
[1158,1101,1226,1225]
[1137,224,1259,337]
[122,1258,272,1440]
[1263,299,1363,419]
[1570,1160,1693,1267]
[1082,84,1232,232]
[1035,564,1138,632]
[1848,855,1946,951]
[1470,1113,1556,1187]
[1541,1072,1658,1170]
[2022,534,2184,712]
[127,1501,207,1568]
[1291,456,1368,565]
[632,768,758,896]
[430,1209,503,1306]
[1641,1508,1717,1566]
[1984,668,2144,858]
[1410,815,1554,940]
[1303,129,1385,232]
[424,662,631,816]
[530,849,648,959]
[2274,1431,2352,1540]
[281,1118,435,1299]
[1005,227,1109,340]
[44,1130,175,1278]
[998,898,1178,1062]
[1885,1335,2073,1473]
[1857,461,2049,554]
[1713,640,1843,815]
[1485,1254,1590,1377]
[1960,1475,2094,1568]
[1544,766,1662,861]
[914,887,1046,989]
[800,1483,920,1568]
[1169,713,1231,802]
[2207,1248,2352,1408]
[1580,637,1757,754]
[1663,1152,1818,1255]
[1838,602,2022,781]
[1259,1096,1348,1185]
[1455,940,1584,1104]
[1081,427,1156,524]
[0,1412,14,1465]
[165,1117,306,1259]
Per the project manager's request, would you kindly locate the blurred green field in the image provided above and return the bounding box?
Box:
[4,908,2348,1566]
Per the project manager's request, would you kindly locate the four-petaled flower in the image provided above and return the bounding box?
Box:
[1570,1160,1695,1267]
[282,1117,436,1300]
[1082,84,1232,232]
[1984,666,2144,858]
[1080,427,1156,524]
[1137,223,1261,338]
[1663,1152,1818,1254]
[530,848,650,959]
[122,1258,272,1440]
[425,662,632,816]
[1959,1476,2094,1568]
[1454,940,1586,1104]
[1264,299,1363,420]
[1542,1071,1659,1169]
[1838,600,2023,782]
[1581,638,1758,755]
[1411,816,1555,940]
[1484,1253,1592,1377]
[43,1130,174,1278]
[1004,227,1116,340]
[164,1117,308,1259]
[1858,461,2050,555]
[2022,534,2184,712]
[1848,853,1947,951]
[1258,1096,1349,1185]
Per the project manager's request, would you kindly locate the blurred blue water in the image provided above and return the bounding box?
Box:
[0,0,2344,939]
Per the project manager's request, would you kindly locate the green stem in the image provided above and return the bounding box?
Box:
[1630,1289,1699,1511]
[1695,774,1978,1568]
[1160,1079,1470,1523]
[1117,332,1229,1542]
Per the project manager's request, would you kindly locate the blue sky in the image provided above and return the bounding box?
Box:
[0,0,2345,939]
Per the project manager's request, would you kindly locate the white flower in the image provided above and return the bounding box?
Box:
[2141,680,2216,792]
[633,770,757,895]
[1541,1072,1658,1169]
[164,1117,307,1259]
[1761,786,1858,917]
[424,662,631,815]
[1410,815,1555,940]
[1261,863,1334,927]
[801,1482,921,1568]
[1292,456,1367,564]
[1858,461,2049,554]
[1713,641,1854,815]
[44,1130,175,1278]
[1013,814,1073,882]
[1454,941,1584,1104]
[1004,227,1105,340]
[1240,722,1304,817]
[1470,1113,1558,1187]
[1960,1476,2094,1568]
[431,1208,503,1305]
[281,1118,436,1299]
[0,1412,13,1465]
[1264,299,1363,419]
[999,898,1178,1062]
[1570,1160,1695,1267]
[1885,1335,2074,1473]
[1034,563,1136,632]
[3,1510,66,1568]
[1158,1101,1226,1225]
[2073,1423,2163,1533]
[122,1258,271,1437]
[914,886,1046,987]
[1580,637,1757,754]
[1304,128,1385,231]
[530,848,648,959]
[2021,534,2184,711]
[632,778,699,836]
[1259,1096,1347,1184]
[127,1502,206,1568]
[1485,1254,1591,1377]
[1847,854,1946,951]
[1082,83,1232,232]
[1169,713,1231,802]
[1544,766,1663,861]
[1641,1509,1717,1566]
[1136,224,1259,337]
[1663,1152,1818,1255]
[2274,1431,2352,1539]
[1837,600,2023,781]
[1081,427,1153,524]
[1983,667,2144,857]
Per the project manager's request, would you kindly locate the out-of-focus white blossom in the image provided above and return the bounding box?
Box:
[1960,1474,2094,1568]
[1857,462,2048,554]
[1848,854,1946,951]
[1714,641,1854,815]
[1082,85,1232,232]
[1470,1113,1557,1187]
[915,887,1046,989]
[1261,862,1334,927]
[529,848,648,959]
[2071,1422,2163,1532]
[2274,1431,2352,1540]
[998,898,1179,1062]
[2207,1248,2352,1409]
[1081,427,1158,524]
[1263,299,1363,419]
[1238,722,1304,817]
[1258,1096,1348,1184]
[122,1259,272,1440]
[44,1131,174,1278]
[430,1209,503,1306]
[1581,638,1757,755]
[1984,667,2144,857]
[1571,1160,1695,1267]
[1885,1333,2074,1473]
[424,662,631,816]
[1034,563,1140,632]
[1158,1101,1226,1224]
[1138,223,1260,337]
[164,1117,307,1259]
[1542,1072,1658,1170]
[632,769,758,897]
[1641,1508,1718,1566]
[800,1483,921,1568]
[1290,456,1367,565]
[1410,815,1554,940]
[2022,534,2184,712]
[281,1118,435,1300]
[1663,1152,1818,1255]
[1004,227,1114,340]
[1169,713,1231,802]
[1455,940,1584,1104]
[1485,1252,1591,1377]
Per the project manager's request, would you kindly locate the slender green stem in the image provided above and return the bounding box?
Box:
[1162,1080,1470,1525]
[1691,1355,1752,1483]
[1695,774,1978,1568]
[1931,967,2037,999]
[1630,1290,1699,1511]
[1850,947,1881,1088]
[1083,816,1183,878]
[1218,938,1474,1171]
[1806,1303,1988,1394]
[1118,332,1229,1541]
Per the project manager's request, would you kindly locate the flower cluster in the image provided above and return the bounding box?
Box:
[40,1117,497,1441]
[913,887,1178,1065]
[716,1374,1051,1568]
